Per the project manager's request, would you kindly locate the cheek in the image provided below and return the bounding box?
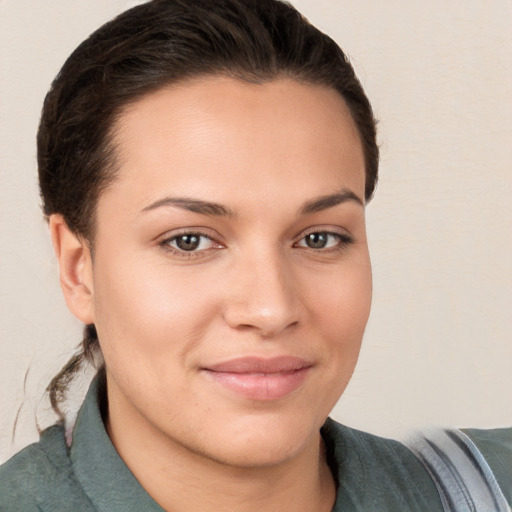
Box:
[308,255,372,389]
[295,257,371,419]
[312,257,372,339]
[90,253,221,369]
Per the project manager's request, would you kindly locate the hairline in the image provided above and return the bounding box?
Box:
[83,71,370,250]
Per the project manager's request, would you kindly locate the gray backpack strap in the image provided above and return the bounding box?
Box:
[406,428,510,512]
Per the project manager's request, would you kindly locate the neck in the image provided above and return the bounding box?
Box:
[106,388,336,512]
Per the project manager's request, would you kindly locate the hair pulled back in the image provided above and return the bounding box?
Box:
[39,0,379,421]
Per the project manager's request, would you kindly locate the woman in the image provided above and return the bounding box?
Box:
[0,0,510,510]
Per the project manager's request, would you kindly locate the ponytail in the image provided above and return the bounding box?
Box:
[47,324,103,423]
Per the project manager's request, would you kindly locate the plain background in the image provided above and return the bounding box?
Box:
[1,0,511,463]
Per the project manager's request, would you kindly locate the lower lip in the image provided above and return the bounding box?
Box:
[203,368,310,401]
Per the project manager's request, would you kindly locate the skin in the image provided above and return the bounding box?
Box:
[50,77,372,511]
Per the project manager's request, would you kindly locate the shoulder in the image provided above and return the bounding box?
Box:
[405,426,511,511]
[464,427,512,506]
[323,419,444,511]
[323,417,429,469]
[0,425,95,511]
[0,425,66,509]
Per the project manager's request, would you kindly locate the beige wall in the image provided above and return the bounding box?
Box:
[1,0,511,462]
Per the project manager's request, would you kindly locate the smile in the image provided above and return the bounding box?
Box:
[202,356,312,401]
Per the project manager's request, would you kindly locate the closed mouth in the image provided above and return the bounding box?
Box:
[202,356,312,400]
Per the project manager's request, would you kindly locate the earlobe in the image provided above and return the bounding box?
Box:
[49,214,95,324]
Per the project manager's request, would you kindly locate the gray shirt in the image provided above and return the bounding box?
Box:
[0,378,510,511]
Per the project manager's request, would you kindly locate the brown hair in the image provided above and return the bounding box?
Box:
[39,0,379,421]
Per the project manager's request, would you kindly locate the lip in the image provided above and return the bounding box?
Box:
[202,356,312,401]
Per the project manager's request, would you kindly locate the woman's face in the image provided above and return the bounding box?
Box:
[87,77,371,467]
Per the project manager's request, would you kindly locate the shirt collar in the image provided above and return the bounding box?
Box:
[70,377,164,512]
[70,376,418,512]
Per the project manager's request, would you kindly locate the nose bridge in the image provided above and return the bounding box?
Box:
[223,244,300,336]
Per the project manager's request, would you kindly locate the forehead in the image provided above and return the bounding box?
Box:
[105,76,365,211]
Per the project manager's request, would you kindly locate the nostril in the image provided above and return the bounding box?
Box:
[224,303,300,338]
[224,302,296,330]
[260,320,299,337]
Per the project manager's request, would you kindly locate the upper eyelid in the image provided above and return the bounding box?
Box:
[296,233,352,245]
[158,232,222,260]
[295,226,353,240]
[293,228,355,250]
[157,227,221,243]
[161,233,219,249]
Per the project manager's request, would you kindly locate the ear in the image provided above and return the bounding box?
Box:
[49,214,95,325]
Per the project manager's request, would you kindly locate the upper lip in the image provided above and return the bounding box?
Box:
[204,356,312,374]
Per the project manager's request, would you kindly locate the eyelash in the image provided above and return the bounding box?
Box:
[159,231,221,259]
[158,229,354,258]
[294,231,354,252]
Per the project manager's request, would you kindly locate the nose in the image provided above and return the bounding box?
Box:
[222,250,301,338]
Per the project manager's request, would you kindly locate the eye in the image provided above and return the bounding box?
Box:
[161,233,217,253]
[296,231,353,250]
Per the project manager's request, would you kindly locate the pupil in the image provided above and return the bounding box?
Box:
[176,234,200,251]
[306,233,327,249]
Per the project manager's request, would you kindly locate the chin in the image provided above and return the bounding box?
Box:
[190,411,324,469]
[203,435,310,469]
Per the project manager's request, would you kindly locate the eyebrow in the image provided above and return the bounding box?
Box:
[141,187,363,217]
[298,188,364,215]
[141,197,235,216]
